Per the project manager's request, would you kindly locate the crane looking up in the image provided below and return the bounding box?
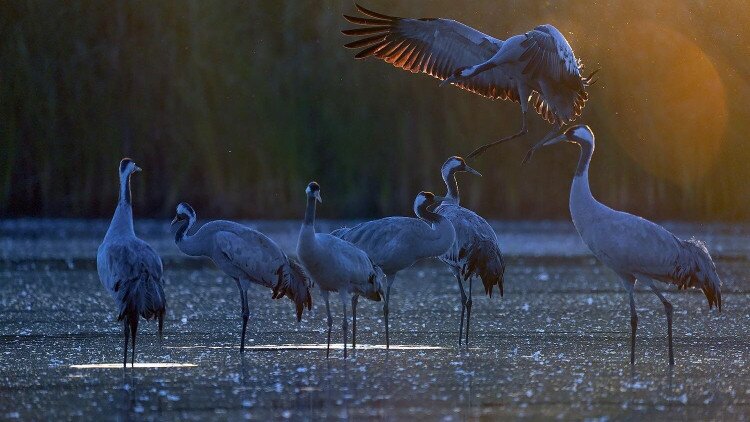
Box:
[530,125,722,365]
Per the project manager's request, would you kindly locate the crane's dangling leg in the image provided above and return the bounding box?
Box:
[618,274,637,364]
[453,267,468,346]
[340,291,349,359]
[384,273,396,349]
[123,319,130,368]
[644,279,675,366]
[236,279,250,354]
[323,291,332,359]
[465,277,474,347]
[130,317,138,367]
[351,295,359,349]
[523,123,567,164]
[467,103,529,160]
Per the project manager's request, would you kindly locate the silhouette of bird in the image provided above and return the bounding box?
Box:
[434,156,505,346]
[97,158,166,367]
[332,191,455,348]
[296,182,385,358]
[171,202,312,353]
[342,3,598,159]
[530,125,722,365]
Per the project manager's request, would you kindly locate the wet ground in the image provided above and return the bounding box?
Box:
[1,219,749,420]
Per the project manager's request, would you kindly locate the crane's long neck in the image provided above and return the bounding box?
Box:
[442,168,460,204]
[105,173,135,238]
[570,141,597,220]
[174,216,202,256]
[304,197,317,227]
[416,206,456,254]
[298,196,318,248]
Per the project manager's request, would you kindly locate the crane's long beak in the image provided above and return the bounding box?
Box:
[133,165,142,172]
[541,133,567,147]
[464,164,482,177]
[314,192,322,203]
[523,133,567,164]
[170,216,179,226]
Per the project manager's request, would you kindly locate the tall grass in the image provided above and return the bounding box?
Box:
[1,0,749,220]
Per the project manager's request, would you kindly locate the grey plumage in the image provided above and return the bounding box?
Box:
[435,156,505,346]
[342,4,597,158]
[296,182,385,358]
[172,202,312,353]
[534,125,722,365]
[97,158,166,368]
[333,191,456,348]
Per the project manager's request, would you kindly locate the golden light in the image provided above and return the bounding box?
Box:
[604,21,727,187]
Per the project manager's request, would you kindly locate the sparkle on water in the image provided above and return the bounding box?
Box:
[166,344,445,351]
[2,220,748,420]
[69,363,197,369]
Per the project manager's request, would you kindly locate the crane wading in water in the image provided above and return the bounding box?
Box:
[529,125,722,365]
[342,4,598,159]
[296,182,385,358]
[434,157,505,347]
[332,191,456,349]
[97,158,166,367]
[171,203,313,353]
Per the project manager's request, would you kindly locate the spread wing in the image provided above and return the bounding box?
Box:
[342,4,518,102]
[520,25,583,89]
[520,25,589,124]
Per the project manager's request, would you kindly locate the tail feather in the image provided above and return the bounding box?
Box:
[674,238,722,311]
[115,272,167,325]
[458,240,505,298]
[273,260,313,322]
[115,272,166,365]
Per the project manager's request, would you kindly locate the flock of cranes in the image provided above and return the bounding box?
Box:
[96,4,722,368]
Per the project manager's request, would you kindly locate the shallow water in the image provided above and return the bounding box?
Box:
[1,220,748,419]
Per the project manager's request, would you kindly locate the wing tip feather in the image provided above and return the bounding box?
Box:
[355,3,398,21]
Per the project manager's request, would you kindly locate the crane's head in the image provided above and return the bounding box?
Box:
[544,125,594,147]
[441,156,482,179]
[523,125,595,163]
[362,265,385,302]
[439,66,472,87]
[414,191,448,217]
[305,182,322,203]
[118,158,142,178]
[171,202,196,226]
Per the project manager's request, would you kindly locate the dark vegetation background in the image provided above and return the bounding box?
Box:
[1,0,749,220]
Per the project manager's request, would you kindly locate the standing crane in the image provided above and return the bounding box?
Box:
[529,125,722,365]
[434,156,505,347]
[332,191,456,348]
[341,4,598,159]
[97,158,166,367]
[171,202,313,353]
[296,182,385,358]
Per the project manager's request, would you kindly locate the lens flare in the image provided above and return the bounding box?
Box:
[605,22,727,187]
